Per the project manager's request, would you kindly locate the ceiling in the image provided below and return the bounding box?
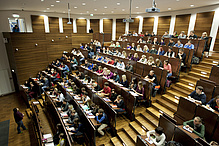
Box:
[0,0,219,15]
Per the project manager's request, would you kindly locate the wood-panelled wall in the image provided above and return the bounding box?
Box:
[142,17,154,34]
[129,18,139,33]
[174,14,191,35]
[72,34,93,48]
[214,27,219,51]
[103,19,112,33]
[49,17,59,33]
[157,16,171,35]
[194,11,215,36]
[31,15,45,33]
[63,18,73,33]
[90,19,99,34]
[116,19,125,39]
[77,19,87,33]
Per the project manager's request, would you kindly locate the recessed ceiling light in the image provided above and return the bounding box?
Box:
[80,13,83,14]
[104,6,107,8]
[122,9,125,11]
[137,12,139,14]
[111,11,114,13]
[41,0,44,1]
[176,0,180,1]
[103,13,105,15]
[51,4,54,6]
[82,3,86,6]
[117,2,120,5]
[90,14,93,16]
[190,4,194,7]
[47,8,50,10]
[94,9,97,11]
[136,6,139,8]
[74,6,77,8]
[12,14,20,17]
[168,8,171,10]
[87,11,89,13]
[43,10,46,12]
[63,11,65,13]
[56,0,60,2]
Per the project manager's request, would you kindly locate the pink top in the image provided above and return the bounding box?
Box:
[163,64,172,73]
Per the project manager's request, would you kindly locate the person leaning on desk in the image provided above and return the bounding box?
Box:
[183,116,205,139]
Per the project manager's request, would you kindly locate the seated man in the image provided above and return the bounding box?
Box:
[187,30,198,39]
[41,76,50,92]
[164,47,175,58]
[113,95,125,112]
[98,82,111,98]
[96,109,108,136]
[188,86,206,104]
[75,71,85,80]
[184,40,194,50]
[167,38,175,47]
[149,45,157,55]
[62,63,70,77]
[147,127,166,146]
[145,70,158,97]
[125,61,133,72]
[162,31,170,38]
[51,70,61,82]
[183,116,205,139]
[116,59,125,70]
[176,49,186,66]
[56,60,61,67]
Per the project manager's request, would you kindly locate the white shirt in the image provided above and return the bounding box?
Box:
[147,130,166,146]
[58,93,65,102]
[139,58,147,64]
[117,62,125,70]
[164,51,175,58]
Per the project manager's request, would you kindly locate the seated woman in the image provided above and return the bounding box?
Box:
[116,59,125,70]
[114,59,119,66]
[110,89,117,102]
[113,95,125,112]
[147,56,155,66]
[136,45,142,51]
[127,53,133,60]
[68,118,83,134]
[121,75,128,88]
[131,43,136,50]
[109,41,115,47]
[143,45,150,53]
[160,38,165,46]
[126,44,131,50]
[133,81,145,100]
[174,40,184,48]
[157,47,165,56]
[70,56,78,70]
[84,99,93,109]
[139,55,147,64]
[129,78,137,90]
[146,127,166,146]
[114,49,121,56]
[206,95,219,112]
[67,110,79,124]
[154,58,163,68]
[101,67,108,76]
[115,42,121,47]
[56,133,66,146]
[83,75,89,84]
[131,53,140,61]
[106,70,114,79]
[96,66,103,74]
[120,51,127,58]
[163,60,172,77]
[113,71,120,83]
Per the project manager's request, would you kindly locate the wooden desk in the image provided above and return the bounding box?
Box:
[178,125,200,139]
[136,135,156,146]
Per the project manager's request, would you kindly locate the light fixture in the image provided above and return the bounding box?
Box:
[104,6,107,8]
[51,39,54,42]
[190,4,194,7]
[66,36,68,38]
[12,14,20,17]
[137,12,139,14]
[63,11,65,13]
[51,4,54,6]
[80,13,83,14]
[103,13,105,15]
[82,3,86,6]
[56,0,60,2]
[122,9,125,11]
[176,0,180,1]
[47,8,50,10]
[117,2,120,5]
[74,6,77,8]
[90,14,93,16]
[136,6,139,8]
[87,11,89,13]
[41,0,44,1]
[94,9,97,11]
[35,43,38,46]
[168,8,171,10]
[111,11,114,13]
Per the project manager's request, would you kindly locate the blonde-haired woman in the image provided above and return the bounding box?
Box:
[147,56,155,66]
[136,45,142,52]
[139,55,147,64]
[131,53,139,61]
[120,51,127,58]
[121,75,128,88]
[143,45,149,53]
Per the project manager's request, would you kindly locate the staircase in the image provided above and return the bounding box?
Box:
[107,52,219,146]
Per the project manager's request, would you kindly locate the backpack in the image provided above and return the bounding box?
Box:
[192,56,199,64]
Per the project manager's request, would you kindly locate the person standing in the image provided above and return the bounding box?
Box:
[13,25,20,32]
[13,108,27,134]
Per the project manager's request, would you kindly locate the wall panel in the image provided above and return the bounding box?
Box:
[142,17,154,34]
[76,19,87,33]
[194,11,214,36]
[103,19,112,34]
[157,16,171,35]
[129,18,139,33]
[72,34,93,48]
[90,19,99,34]
[116,19,126,39]
[213,27,219,51]
[49,17,59,33]
[31,15,45,33]
[63,18,73,33]
[174,14,191,35]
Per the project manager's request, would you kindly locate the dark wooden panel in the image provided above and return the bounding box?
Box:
[142,17,154,34]
[103,19,112,33]
[90,19,99,34]
[116,19,125,39]
[31,15,45,33]
[77,19,87,33]
[72,34,93,48]
[213,26,219,51]
[63,18,73,33]
[49,17,59,33]
[129,18,139,33]
[174,14,191,35]
[194,11,214,36]
[157,16,171,35]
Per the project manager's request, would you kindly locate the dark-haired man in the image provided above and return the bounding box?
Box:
[188,86,206,104]
[96,109,108,136]
[13,108,27,134]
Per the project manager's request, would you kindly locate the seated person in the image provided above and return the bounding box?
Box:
[70,56,78,70]
[51,70,61,82]
[174,40,183,48]
[152,38,159,45]
[56,60,61,67]
[162,31,170,38]
[139,55,147,64]
[187,30,198,39]
[95,109,108,136]
[171,31,178,38]
[41,76,50,92]
[115,42,121,47]
[127,53,133,60]
[178,31,187,39]
[113,72,120,83]
[53,124,63,145]
[125,61,133,72]
[97,55,104,61]
[147,37,152,44]
[92,82,101,92]
[145,70,158,97]
[160,38,165,46]
[72,85,80,94]
[136,45,142,51]
[149,45,158,55]
[68,118,83,134]
[71,49,76,55]
[206,95,219,112]
[168,38,175,47]
[103,56,109,64]
[114,59,119,66]
[113,95,125,112]
[163,60,172,77]
[60,54,67,60]
[120,51,127,58]
[133,31,138,36]
[67,110,79,124]
[127,44,131,50]
[28,82,37,100]
[183,117,205,139]
[145,31,151,37]
[83,75,89,84]
[176,49,186,66]
[76,71,85,79]
[92,64,98,72]
[131,53,140,61]
[184,40,194,50]
[137,38,143,43]
[188,86,206,104]
[108,57,115,65]
[106,70,114,79]
[164,48,175,58]
[76,50,85,63]
[106,47,113,55]
[91,104,99,115]
[109,41,115,47]
[129,78,137,90]
[143,45,149,53]
[110,89,117,102]
[82,92,90,104]
[157,47,165,56]
[62,63,70,77]
[114,49,121,56]
[120,75,128,88]
[133,81,145,100]
[154,58,163,68]
[147,127,166,146]
[79,43,84,49]
[56,133,65,146]
[61,100,69,112]
[101,67,108,76]
[96,66,103,74]
[84,44,89,50]
[98,82,111,98]
[84,60,90,68]
[116,59,125,70]
[88,46,95,58]
[147,56,155,66]
[131,43,136,50]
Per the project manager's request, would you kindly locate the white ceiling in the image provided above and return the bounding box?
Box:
[0,0,219,15]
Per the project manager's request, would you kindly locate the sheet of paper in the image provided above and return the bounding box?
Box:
[43,134,52,139]
[45,143,54,146]
[87,115,95,118]
[145,138,153,144]
[183,126,192,133]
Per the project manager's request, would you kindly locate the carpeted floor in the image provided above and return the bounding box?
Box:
[0,120,10,146]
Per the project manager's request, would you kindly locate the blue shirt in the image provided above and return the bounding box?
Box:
[157,50,165,55]
[88,64,93,70]
[174,43,184,48]
[63,65,69,71]
[96,113,106,123]
[184,44,194,50]
[80,46,84,49]
[97,57,103,61]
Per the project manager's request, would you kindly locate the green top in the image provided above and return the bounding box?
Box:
[183,120,205,139]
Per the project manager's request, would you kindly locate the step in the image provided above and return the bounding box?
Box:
[123,127,138,142]
[38,99,44,108]
[146,107,161,120]
[161,94,179,106]
[199,62,215,68]
[192,65,212,72]
[188,71,209,79]
[152,103,174,118]
[202,58,219,64]
[25,108,32,119]
[140,112,159,127]
[183,75,200,83]
[171,86,191,96]
[180,78,197,86]
[135,116,156,132]
[129,121,147,135]
[175,82,194,93]
[117,130,135,146]
[167,89,187,98]
[110,137,123,146]
[156,98,177,113]
[191,68,211,76]
[104,143,113,146]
